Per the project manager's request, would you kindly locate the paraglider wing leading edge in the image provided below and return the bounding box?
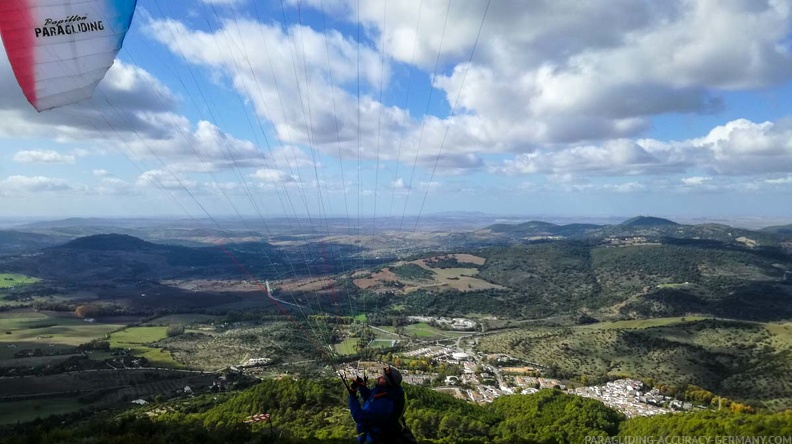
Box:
[0,0,137,111]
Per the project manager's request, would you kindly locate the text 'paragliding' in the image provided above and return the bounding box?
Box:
[35,15,105,37]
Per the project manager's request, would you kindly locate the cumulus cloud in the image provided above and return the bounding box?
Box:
[93,178,136,196]
[0,47,270,174]
[765,176,792,184]
[3,1,792,216]
[500,139,672,176]
[498,118,792,181]
[251,168,299,184]
[691,118,792,174]
[294,0,792,153]
[147,0,792,182]
[13,150,76,164]
[136,170,198,191]
[144,15,388,151]
[681,176,712,186]
[0,175,77,195]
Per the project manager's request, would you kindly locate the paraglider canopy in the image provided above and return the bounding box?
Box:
[0,0,137,111]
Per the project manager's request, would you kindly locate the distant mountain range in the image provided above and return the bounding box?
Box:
[1,216,791,323]
[478,216,791,248]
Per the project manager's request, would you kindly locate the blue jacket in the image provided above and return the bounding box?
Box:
[349,384,404,444]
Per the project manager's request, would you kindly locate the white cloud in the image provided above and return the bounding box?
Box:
[94,178,135,196]
[301,0,792,153]
[765,176,792,184]
[500,139,670,176]
[0,175,77,195]
[498,118,792,180]
[136,170,198,191]
[251,168,299,184]
[0,51,269,174]
[681,176,712,186]
[3,1,792,218]
[138,0,792,184]
[13,150,76,164]
[691,118,792,174]
[419,180,441,191]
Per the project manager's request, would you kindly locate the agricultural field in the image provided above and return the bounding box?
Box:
[449,254,487,266]
[143,313,222,326]
[403,323,470,340]
[335,325,400,355]
[0,369,215,424]
[0,289,100,309]
[0,273,39,288]
[108,327,180,368]
[335,338,359,355]
[353,254,502,294]
[0,309,124,359]
[0,397,86,425]
[0,273,43,307]
[155,321,305,370]
[407,257,503,292]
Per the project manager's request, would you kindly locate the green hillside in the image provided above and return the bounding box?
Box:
[2,378,790,444]
[477,319,792,409]
[470,240,792,321]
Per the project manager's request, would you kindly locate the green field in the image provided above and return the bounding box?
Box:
[335,338,359,355]
[0,280,96,308]
[0,397,87,425]
[108,327,181,368]
[0,310,124,359]
[0,273,39,288]
[143,314,222,326]
[0,370,216,424]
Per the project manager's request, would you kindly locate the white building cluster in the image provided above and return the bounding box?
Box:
[573,379,673,417]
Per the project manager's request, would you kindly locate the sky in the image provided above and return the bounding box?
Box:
[2,0,792,224]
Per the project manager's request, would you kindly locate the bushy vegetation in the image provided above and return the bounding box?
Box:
[472,240,792,321]
[619,410,792,436]
[477,319,792,408]
[3,379,791,444]
[424,256,479,269]
[391,264,436,281]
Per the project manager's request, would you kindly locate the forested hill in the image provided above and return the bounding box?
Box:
[620,216,679,226]
[0,230,66,255]
[477,216,791,247]
[482,240,792,320]
[399,239,792,322]
[0,234,287,282]
[3,378,790,444]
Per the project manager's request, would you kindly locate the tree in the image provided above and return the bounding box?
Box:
[75,305,100,318]
[166,324,185,337]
